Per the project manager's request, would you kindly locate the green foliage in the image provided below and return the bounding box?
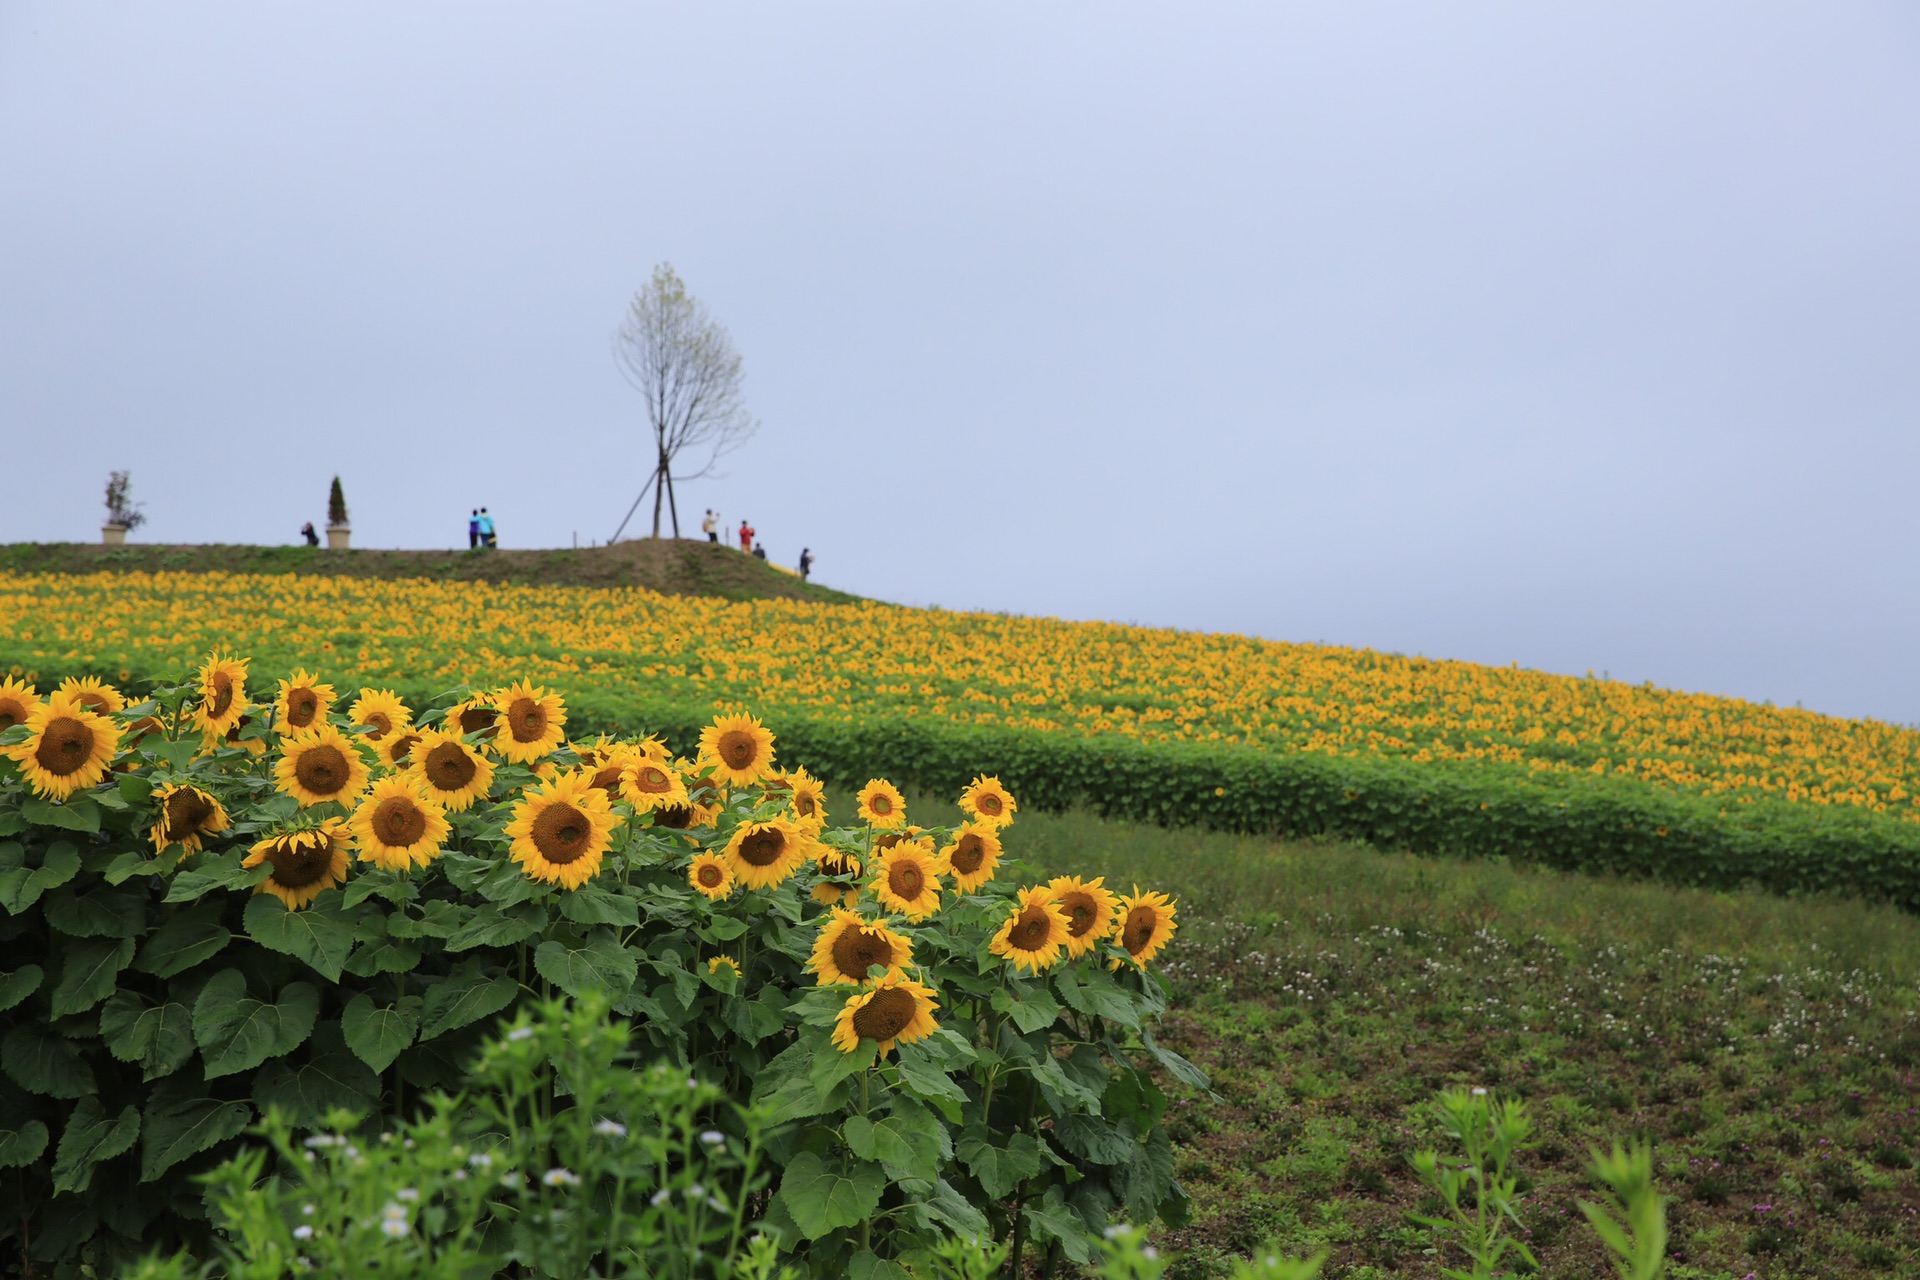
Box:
[327,476,348,528]
[1579,1141,1669,1280]
[1410,1088,1538,1279]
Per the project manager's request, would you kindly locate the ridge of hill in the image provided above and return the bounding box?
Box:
[0,539,863,605]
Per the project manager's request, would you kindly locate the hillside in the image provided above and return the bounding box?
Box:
[0,539,862,605]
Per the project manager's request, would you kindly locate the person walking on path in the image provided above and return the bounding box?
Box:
[469,509,480,550]
[799,548,813,581]
[738,519,754,552]
[477,508,497,549]
[701,509,718,543]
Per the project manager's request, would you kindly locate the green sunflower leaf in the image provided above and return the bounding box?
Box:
[778,1150,886,1240]
[51,1096,140,1195]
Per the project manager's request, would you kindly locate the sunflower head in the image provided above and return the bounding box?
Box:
[504,773,618,890]
[148,783,230,855]
[830,975,941,1059]
[275,669,337,734]
[273,724,372,808]
[404,729,497,812]
[810,882,864,908]
[697,712,776,786]
[1042,875,1119,958]
[348,774,451,872]
[1113,888,1178,970]
[989,886,1071,975]
[349,689,413,743]
[380,729,424,770]
[688,851,736,900]
[448,697,501,744]
[707,955,743,981]
[492,680,568,764]
[959,775,1018,828]
[723,817,810,891]
[784,768,828,827]
[0,677,42,733]
[577,744,640,796]
[8,692,121,801]
[194,654,251,738]
[808,907,913,985]
[856,779,906,829]
[868,837,943,921]
[56,676,125,717]
[242,818,352,911]
[941,822,1004,893]
[620,758,691,813]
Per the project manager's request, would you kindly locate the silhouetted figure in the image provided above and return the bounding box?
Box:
[799,548,813,581]
[469,509,480,549]
[752,542,767,561]
[301,522,319,547]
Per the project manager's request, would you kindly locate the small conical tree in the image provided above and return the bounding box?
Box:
[328,476,349,527]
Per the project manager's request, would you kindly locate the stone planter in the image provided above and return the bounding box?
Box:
[326,525,351,550]
[101,524,128,546]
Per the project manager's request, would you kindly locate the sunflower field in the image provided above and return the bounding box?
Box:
[0,663,1195,1275]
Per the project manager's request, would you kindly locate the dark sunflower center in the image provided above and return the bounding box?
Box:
[976,793,1003,817]
[818,851,858,877]
[1122,907,1158,955]
[0,698,28,730]
[363,711,392,740]
[887,860,925,900]
[633,765,671,793]
[75,691,112,714]
[388,732,420,765]
[1059,892,1099,938]
[736,828,786,867]
[794,793,817,817]
[267,835,335,888]
[531,802,590,864]
[125,715,163,746]
[459,706,498,738]
[164,789,214,840]
[851,988,918,1043]
[286,691,319,727]
[373,796,427,846]
[716,729,759,769]
[832,929,893,980]
[294,744,350,796]
[875,831,907,850]
[225,715,254,745]
[425,743,476,790]
[508,697,546,743]
[35,716,95,776]
[209,675,234,719]
[948,834,985,875]
[654,804,694,829]
[696,862,726,888]
[589,764,623,792]
[1008,906,1052,952]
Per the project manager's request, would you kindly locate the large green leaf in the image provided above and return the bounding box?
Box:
[842,1099,949,1183]
[0,1118,48,1169]
[418,959,518,1041]
[99,993,196,1082]
[1024,1188,1097,1264]
[242,893,356,981]
[777,1150,886,1240]
[0,965,43,1012]
[445,903,547,952]
[344,935,422,977]
[992,983,1063,1034]
[1053,967,1141,1028]
[51,1096,141,1194]
[192,970,320,1079]
[1118,1128,1176,1222]
[22,796,100,834]
[557,889,638,928]
[1,1023,94,1098]
[49,936,136,1017]
[534,935,638,1000]
[42,885,146,939]
[0,840,80,913]
[894,1050,968,1110]
[342,993,420,1073]
[1053,1112,1137,1165]
[162,850,260,904]
[134,904,232,978]
[849,1254,914,1280]
[140,1094,251,1182]
[920,1176,992,1241]
[253,1051,381,1127]
[957,1128,1045,1199]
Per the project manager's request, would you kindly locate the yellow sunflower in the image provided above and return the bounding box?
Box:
[148,783,230,855]
[204,713,268,758]
[959,775,1018,828]
[347,774,451,872]
[577,744,640,797]
[940,823,1004,893]
[989,887,1071,975]
[404,729,496,812]
[830,975,941,1058]
[0,677,42,733]
[619,758,690,813]
[868,837,944,921]
[707,955,743,980]
[722,817,811,891]
[491,679,567,764]
[504,773,618,890]
[807,907,913,985]
[810,883,864,908]
[273,724,372,808]
[784,767,828,828]
[379,729,424,770]
[7,693,121,801]
[445,696,501,745]
[194,655,250,739]
[120,715,167,754]
[244,819,351,910]
[1041,875,1119,959]
[1113,888,1178,970]
[697,711,776,786]
[349,689,413,743]
[274,669,336,734]
[815,842,862,878]
[856,779,906,829]
[56,676,125,716]
[687,851,736,900]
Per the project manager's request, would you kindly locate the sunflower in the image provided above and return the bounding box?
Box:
[274,724,372,808]
[722,817,810,891]
[445,696,501,745]
[7,693,121,801]
[579,744,641,797]
[959,775,1018,828]
[405,729,496,812]
[810,883,864,907]
[1041,875,1119,959]
[194,655,250,738]
[206,714,269,758]
[504,773,618,890]
[619,758,690,812]
[1113,888,1178,970]
[830,975,940,1058]
[349,689,413,743]
[815,842,862,879]
[379,729,424,770]
[868,837,943,921]
[274,669,337,734]
[784,768,828,827]
[697,711,776,786]
[348,774,451,872]
[687,851,735,900]
[0,677,42,733]
[632,734,671,762]
[244,819,351,910]
[940,822,1004,893]
[491,679,567,764]
[989,887,1071,975]
[707,955,743,980]
[148,783,230,855]
[120,715,167,753]
[56,676,125,716]
[808,907,913,985]
[856,779,906,829]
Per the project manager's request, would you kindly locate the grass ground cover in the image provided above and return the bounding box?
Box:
[996,803,1920,1279]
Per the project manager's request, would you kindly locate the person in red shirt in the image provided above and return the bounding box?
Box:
[738,520,754,551]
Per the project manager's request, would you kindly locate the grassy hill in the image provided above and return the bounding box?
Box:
[0,539,863,605]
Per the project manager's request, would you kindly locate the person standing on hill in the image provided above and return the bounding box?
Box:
[701,509,718,543]
[752,541,767,561]
[477,508,497,549]
[738,519,753,551]
[799,548,813,581]
[301,522,320,547]
[469,509,480,550]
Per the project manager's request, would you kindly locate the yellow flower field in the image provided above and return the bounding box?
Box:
[3,568,1917,820]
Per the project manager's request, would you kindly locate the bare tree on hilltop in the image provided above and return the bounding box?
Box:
[610,263,758,541]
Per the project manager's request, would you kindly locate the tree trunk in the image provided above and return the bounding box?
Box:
[665,469,681,538]
[650,459,666,538]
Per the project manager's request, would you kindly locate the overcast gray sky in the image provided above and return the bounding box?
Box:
[3,3,1917,725]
